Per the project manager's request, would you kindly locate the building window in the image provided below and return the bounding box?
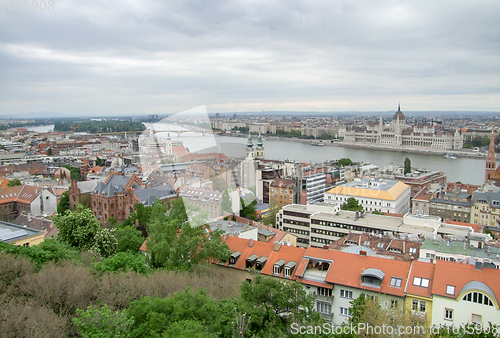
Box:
[445,308,453,321]
[412,300,426,312]
[413,277,430,288]
[390,277,402,287]
[472,314,482,325]
[340,307,350,316]
[317,302,331,315]
[462,292,494,306]
[391,299,398,308]
[340,289,353,299]
[317,287,332,297]
[446,285,455,295]
[409,247,417,254]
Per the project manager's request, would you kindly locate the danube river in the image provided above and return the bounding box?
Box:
[166,133,484,185]
[29,124,483,185]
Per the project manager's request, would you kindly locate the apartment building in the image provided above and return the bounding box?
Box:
[277,204,473,249]
[471,192,500,227]
[269,177,297,207]
[219,236,500,328]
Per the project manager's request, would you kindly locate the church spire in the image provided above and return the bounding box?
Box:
[485,129,496,183]
[246,134,253,148]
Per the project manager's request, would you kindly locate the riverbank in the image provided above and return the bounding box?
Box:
[219,134,486,158]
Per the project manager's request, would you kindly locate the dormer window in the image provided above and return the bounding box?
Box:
[229,252,241,265]
[284,261,296,277]
[255,256,268,270]
[246,254,258,269]
[361,268,384,288]
[274,259,286,275]
[446,285,455,295]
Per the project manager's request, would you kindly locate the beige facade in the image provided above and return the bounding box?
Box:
[471,192,500,227]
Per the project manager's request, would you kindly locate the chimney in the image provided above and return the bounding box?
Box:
[323,245,329,250]
[360,250,367,256]
[249,238,254,247]
[274,242,280,252]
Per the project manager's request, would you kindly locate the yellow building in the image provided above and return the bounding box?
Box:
[470,191,500,227]
[0,221,45,247]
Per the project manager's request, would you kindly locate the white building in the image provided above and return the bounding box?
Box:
[324,177,411,214]
[343,105,464,151]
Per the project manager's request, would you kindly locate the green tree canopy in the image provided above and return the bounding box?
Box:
[52,205,117,257]
[57,191,70,214]
[116,225,144,253]
[338,158,353,167]
[240,274,319,335]
[73,305,134,338]
[239,198,256,220]
[146,200,231,270]
[404,157,411,175]
[7,178,21,187]
[341,197,363,212]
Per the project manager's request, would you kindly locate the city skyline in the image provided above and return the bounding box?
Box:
[1,0,499,117]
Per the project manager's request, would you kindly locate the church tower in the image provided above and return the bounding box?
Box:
[246,134,255,158]
[255,134,265,159]
[485,130,496,183]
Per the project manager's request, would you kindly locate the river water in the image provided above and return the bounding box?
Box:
[168,133,484,185]
[29,124,484,185]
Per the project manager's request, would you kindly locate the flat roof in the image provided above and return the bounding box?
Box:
[0,221,44,243]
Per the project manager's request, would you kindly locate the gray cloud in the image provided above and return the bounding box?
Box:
[0,0,499,116]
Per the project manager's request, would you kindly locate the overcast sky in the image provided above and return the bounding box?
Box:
[1,0,499,116]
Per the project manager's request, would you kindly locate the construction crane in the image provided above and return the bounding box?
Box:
[72,123,81,132]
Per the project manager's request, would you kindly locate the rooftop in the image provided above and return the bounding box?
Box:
[0,221,44,243]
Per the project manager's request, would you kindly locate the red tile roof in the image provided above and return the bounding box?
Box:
[223,237,305,280]
[432,260,500,302]
[318,250,411,297]
[405,261,436,298]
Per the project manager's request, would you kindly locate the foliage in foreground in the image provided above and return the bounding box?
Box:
[52,205,117,257]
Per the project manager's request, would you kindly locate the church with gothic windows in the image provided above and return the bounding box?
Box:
[343,105,464,150]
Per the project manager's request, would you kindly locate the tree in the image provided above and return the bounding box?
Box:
[341,197,363,212]
[95,156,103,167]
[404,157,411,175]
[63,165,82,181]
[221,190,233,214]
[47,147,53,156]
[239,198,256,220]
[52,205,117,257]
[92,252,149,274]
[239,274,319,335]
[57,191,70,214]
[147,200,231,270]
[0,238,79,271]
[7,178,21,187]
[262,204,280,227]
[338,158,353,167]
[116,225,145,253]
[73,305,134,338]
[349,294,428,338]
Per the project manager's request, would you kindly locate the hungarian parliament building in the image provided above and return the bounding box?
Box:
[343,105,464,150]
